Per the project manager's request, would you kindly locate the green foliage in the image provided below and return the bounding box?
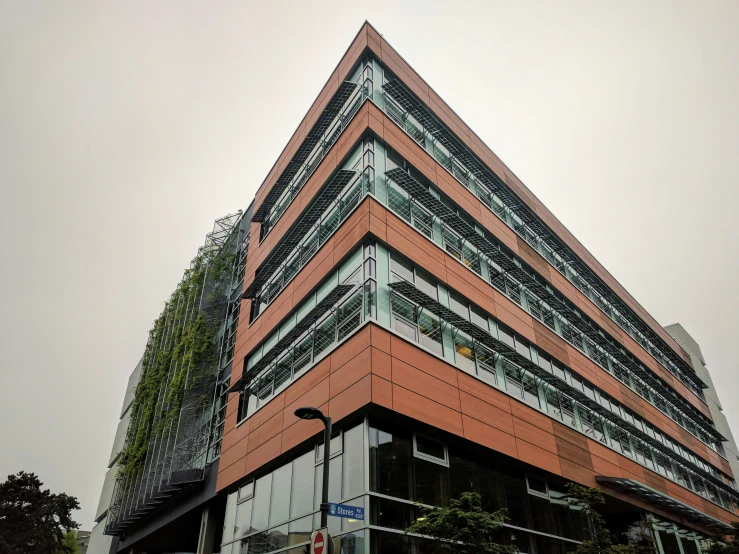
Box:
[0,471,79,554]
[564,483,656,554]
[118,246,235,477]
[705,522,739,553]
[55,530,79,554]
[404,492,517,554]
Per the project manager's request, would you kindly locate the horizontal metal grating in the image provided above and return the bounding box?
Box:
[253,81,359,223]
[383,81,445,136]
[385,168,471,237]
[463,233,518,272]
[244,169,357,299]
[388,281,735,498]
[384,158,719,442]
[229,284,355,393]
[382,77,704,392]
[596,477,733,533]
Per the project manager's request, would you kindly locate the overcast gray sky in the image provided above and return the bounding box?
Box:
[0,0,737,529]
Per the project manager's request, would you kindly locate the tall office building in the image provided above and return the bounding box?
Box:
[92,23,738,554]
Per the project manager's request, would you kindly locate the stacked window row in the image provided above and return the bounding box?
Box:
[254,54,702,406]
[241,131,730,492]
[373,57,705,401]
[386,251,738,511]
[239,130,733,505]
[369,424,588,554]
[252,141,375,320]
[220,424,366,554]
[260,64,370,240]
[240,245,376,423]
[237,235,736,514]
[380,151,723,459]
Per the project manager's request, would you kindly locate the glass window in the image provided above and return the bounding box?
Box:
[449,455,479,500]
[529,495,555,535]
[545,387,562,420]
[414,435,447,464]
[391,294,417,342]
[411,203,434,239]
[503,360,524,399]
[222,492,237,544]
[250,473,272,532]
[560,396,578,429]
[287,515,312,546]
[658,529,682,554]
[515,338,531,360]
[418,311,443,355]
[313,313,337,358]
[521,372,540,408]
[550,493,588,541]
[499,326,515,349]
[449,292,469,320]
[342,425,365,499]
[243,383,258,421]
[274,353,292,393]
[314,455,342,508]
[453,332,475,373]
[552,361,566,381]
[239,480,254,500]
[443,227,463,262]
[415,270,437,300]
[390,253,414,283]
[370,495,418,531]
[290,451,315,518]
[470,306,489,330]
[475,343,497,386]
[316,433,342,461]
[234,498,253,539]
[269,463,292,526]
[414,457,449,506]
[478,465,506,513]
[388,182,411,223]
[369,427,413,500]
[526,475,548,497]
[504,475,530,528]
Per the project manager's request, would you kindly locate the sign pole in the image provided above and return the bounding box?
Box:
[320,415,332,528]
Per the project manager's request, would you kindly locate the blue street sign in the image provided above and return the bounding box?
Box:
[327,502,365,520]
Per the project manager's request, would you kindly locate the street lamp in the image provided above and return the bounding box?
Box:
[294,407,332,528]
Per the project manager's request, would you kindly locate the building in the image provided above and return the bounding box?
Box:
[665,324,739,487]
[88,357,141,553]
[77,529,91,554]
[92,22,739,554]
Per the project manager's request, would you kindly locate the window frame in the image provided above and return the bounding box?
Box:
[413,433,449,467]
[315,430,344,465]
[238,479,255,503]
[526,475,550,499]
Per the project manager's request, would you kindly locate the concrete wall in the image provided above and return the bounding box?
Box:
[665,323,739,482]
[88,357,142,554]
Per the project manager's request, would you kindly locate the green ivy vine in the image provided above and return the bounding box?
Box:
[118,245,235,478]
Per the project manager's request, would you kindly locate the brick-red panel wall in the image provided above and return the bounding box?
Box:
[218,321,738,531]
[247,21,691,367]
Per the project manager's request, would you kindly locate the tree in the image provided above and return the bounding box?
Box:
[404,492,518,554]
[0,471,79,554]
[564,483,655,554]
[705,522,739,553]
[55,530,79,554]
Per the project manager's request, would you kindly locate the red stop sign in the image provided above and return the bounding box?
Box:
[313,531,325,554]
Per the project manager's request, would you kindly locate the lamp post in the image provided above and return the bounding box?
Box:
[294,407,332,528]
